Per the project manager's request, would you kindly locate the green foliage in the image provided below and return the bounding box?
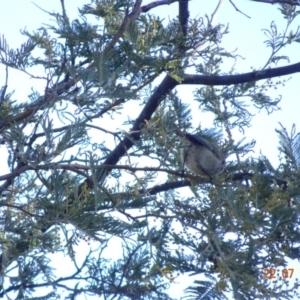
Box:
[184,276,223,300]
[1,0,300,299]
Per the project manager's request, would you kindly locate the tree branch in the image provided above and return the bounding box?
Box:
[229,0,251,18]
[0,203,40,218]
[182,62,300,85]
[83,75,178,188]
[140,0,178,13]
[250,0,300,5]
[105,0,142,52]
[0,165,32,182]
[179,0,189,37]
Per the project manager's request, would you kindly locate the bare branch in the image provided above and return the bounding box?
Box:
[141,0,178,13]
[0,165,32,182]
[182,62,300,85]
[229,0,251,18]
[250,0,300,5]
[210,0,225,23]
[178,0,189,37]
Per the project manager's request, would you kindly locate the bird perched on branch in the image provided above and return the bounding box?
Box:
[173,123,225,178]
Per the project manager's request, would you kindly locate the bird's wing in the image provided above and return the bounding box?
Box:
[185,133,222,160]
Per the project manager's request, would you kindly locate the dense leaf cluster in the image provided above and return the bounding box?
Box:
[1,0,300,299]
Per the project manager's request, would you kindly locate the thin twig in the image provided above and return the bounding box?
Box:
[210,0,225,24]
[229,0,251,18]
[250,0,300,5]
[0,203,41,218]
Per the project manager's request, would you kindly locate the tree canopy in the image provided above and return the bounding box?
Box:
[1,0,300,299]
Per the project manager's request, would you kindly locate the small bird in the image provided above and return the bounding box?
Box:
[173,123,225,178]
